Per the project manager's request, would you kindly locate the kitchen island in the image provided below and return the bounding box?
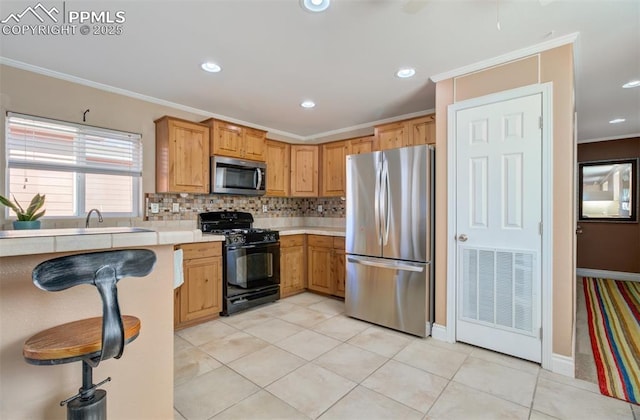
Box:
[0,227,225,420]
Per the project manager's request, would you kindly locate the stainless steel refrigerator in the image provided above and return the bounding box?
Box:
[345,144,434,337]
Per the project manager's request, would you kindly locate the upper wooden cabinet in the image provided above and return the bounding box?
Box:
[374,114,436,151]
[348,135,378,155]
[407,114,436,146]
[155,116,210,193]
[376,121,408,151]
[202,119,267,162]
[290,145,319,197]
[321,140,350,197]
[266,139,291,197]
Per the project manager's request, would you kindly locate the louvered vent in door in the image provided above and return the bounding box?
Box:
[460,247,536,336]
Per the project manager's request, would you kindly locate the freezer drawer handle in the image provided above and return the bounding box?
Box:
[347,256,424,272]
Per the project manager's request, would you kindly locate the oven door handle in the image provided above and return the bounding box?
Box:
[227,244,259,250]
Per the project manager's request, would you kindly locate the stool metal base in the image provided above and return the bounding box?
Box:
[67,389,106,420]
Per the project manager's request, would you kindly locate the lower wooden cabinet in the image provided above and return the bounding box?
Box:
[332,237,346,298]
[307,235,345,297]
[174,242,223,330]
[280,235,306,298]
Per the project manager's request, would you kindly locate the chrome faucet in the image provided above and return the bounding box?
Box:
[85,208,104,228]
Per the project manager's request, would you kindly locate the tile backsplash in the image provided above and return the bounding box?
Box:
[144,193,345,221]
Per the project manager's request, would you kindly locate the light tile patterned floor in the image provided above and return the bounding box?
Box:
[174,292,636,420]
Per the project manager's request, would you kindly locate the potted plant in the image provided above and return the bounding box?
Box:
[0,193,46,230]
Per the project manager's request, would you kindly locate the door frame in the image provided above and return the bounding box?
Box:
[446,83,554,370]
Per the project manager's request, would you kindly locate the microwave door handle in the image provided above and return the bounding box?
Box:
[255,168,263,190]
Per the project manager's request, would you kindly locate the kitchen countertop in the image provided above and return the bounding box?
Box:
[0,225,344,257]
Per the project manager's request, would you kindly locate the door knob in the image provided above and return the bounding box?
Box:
[458,234,468,242]
[576,225,583,234]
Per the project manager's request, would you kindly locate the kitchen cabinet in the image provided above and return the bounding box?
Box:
[280,235,306,298]
[407,114,436,146]
[307,235,345,297]
[332,237,346,298]
[348,135,378,155]
[374,114,436,151]
[290,145,319,197]
[155,116,210,193]
[266,139,291,197]
[321,140,350,197]
[203,118,267,162]
[375,121,408,151]
[174,242,222,330]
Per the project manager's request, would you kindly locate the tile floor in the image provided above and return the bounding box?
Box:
[174,292,637,420]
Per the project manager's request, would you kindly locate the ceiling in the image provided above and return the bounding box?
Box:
[0,0,638,143]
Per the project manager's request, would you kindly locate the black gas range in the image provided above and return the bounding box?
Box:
[199,211,280,315]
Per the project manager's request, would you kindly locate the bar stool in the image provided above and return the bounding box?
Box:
[23,249,157,420]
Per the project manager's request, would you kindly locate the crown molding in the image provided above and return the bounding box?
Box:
[306,108,436,142]
[430,32,580,83]
[577,132,640,144]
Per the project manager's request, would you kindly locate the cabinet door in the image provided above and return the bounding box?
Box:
[321,140,350,197]
[180,256,222,322]
[281,241,306,298]
[307,245,332,294]
[349,136,378,155]
[332,237,345,298]
[212,121,243,158]
[307,235,333,294]
[375,122,408,151]
[291,145,319,197]
[266,140,291,197]
[243,128,267,161]
[408,115,435,146]
[157,118,209,193]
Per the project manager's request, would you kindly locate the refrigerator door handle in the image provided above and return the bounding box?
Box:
[374,161,382,245]
[347,255,424,272]
[381,157,390,245]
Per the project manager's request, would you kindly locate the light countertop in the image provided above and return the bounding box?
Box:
[0,225,344,257]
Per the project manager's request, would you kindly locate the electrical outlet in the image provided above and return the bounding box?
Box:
[262,204,268,213]
[317,205,323,213]
[172,203,180,213]
[150,203,159,214]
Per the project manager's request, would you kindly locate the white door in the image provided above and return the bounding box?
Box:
[455,93,543,363]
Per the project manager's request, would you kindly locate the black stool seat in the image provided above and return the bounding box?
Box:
[24,315,141,365]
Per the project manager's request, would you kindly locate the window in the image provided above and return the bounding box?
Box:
[578,158,638,222]
[5,113,142,218]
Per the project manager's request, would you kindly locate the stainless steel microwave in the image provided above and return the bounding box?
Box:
[211,156,266,195]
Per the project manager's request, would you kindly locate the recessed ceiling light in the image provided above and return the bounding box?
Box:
[301,0,330,13]
[622,80,640,88]
[609,118,626,124]
[301,100,316,109]
[201,62,221,73]
[396,68,416,78]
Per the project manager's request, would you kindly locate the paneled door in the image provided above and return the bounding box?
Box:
[455,93,543,362]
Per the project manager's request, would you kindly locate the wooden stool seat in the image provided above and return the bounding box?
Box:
[23,315,141,366]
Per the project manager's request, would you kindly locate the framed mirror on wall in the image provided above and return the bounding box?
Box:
[578,158,638,222]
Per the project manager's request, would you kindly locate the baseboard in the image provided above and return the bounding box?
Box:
[576,268,640,282]
[551,353,575,377]
[431,323,449,342]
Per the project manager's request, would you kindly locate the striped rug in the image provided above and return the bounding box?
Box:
[583,277,640,404]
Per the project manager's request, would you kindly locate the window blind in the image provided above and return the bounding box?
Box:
[6,113,142,177]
